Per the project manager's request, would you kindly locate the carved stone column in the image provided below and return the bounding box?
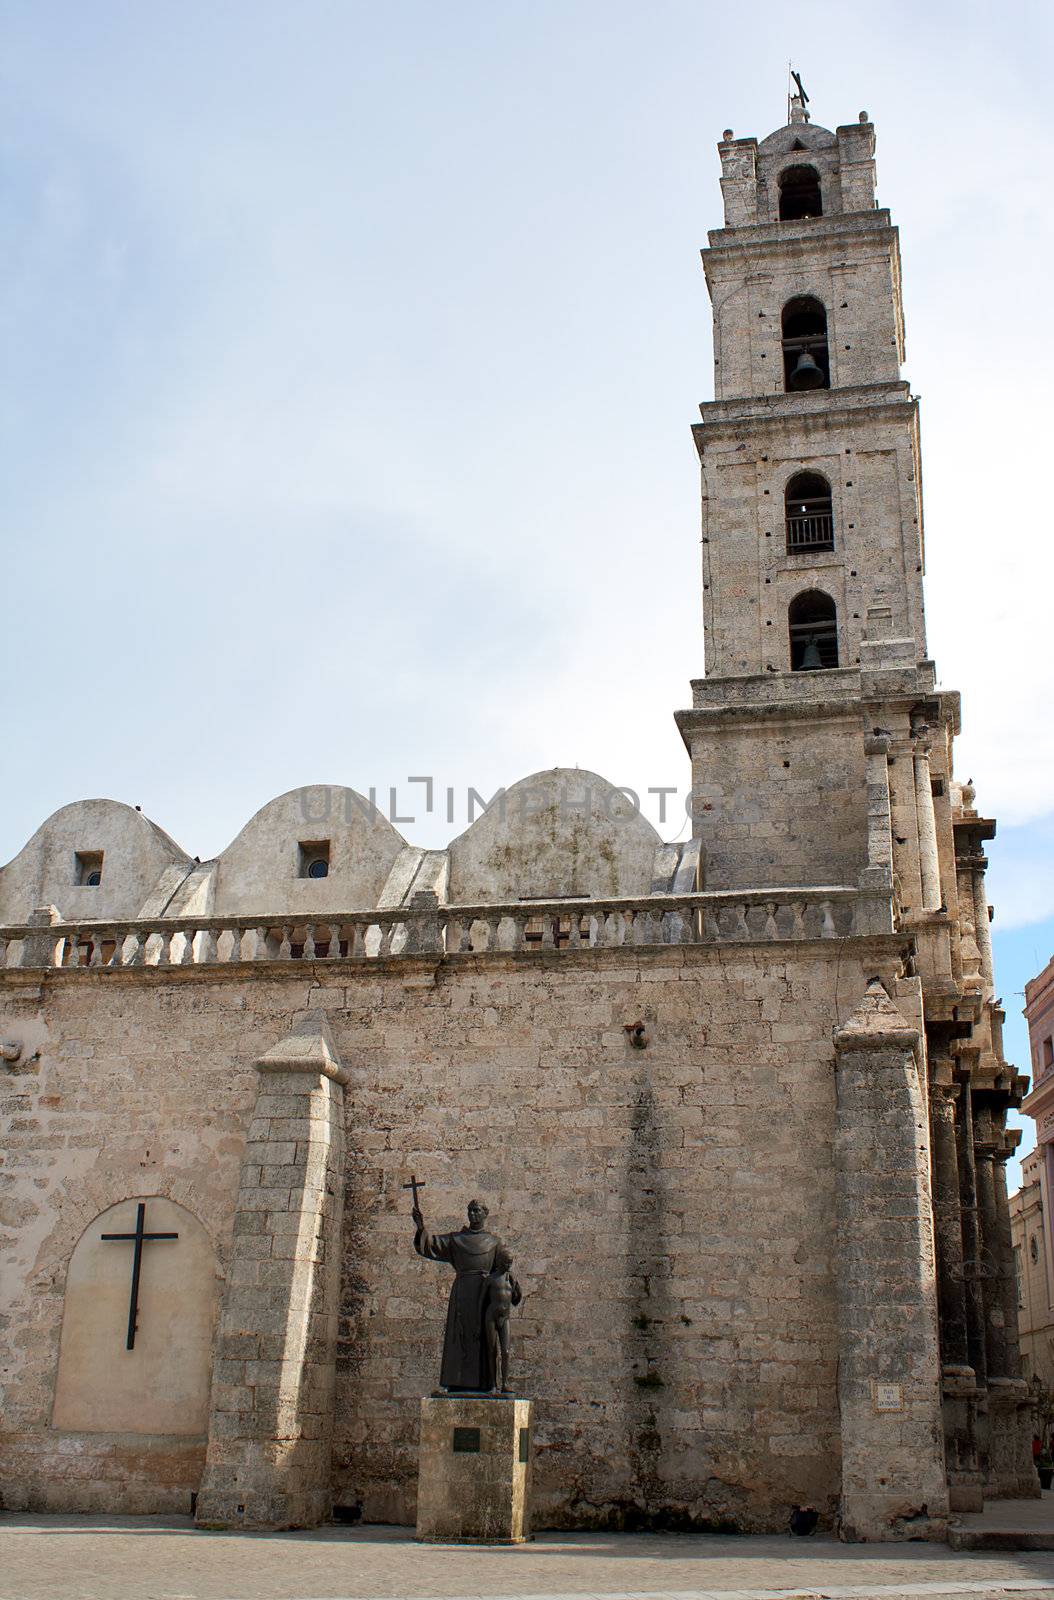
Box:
[973,1110,1037,1497]
[955,1076,988,1392]
[931,1083,970,1367]
[929,1077,982,1511]
[912,731,942,913]
[967,858,995,1000]
[993,1145,1024,1381]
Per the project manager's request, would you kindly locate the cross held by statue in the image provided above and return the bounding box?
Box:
[402,1174,426,1212]
[101,1200,179,1350]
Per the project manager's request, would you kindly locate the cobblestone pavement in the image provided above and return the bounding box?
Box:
[3,1519,1054,1600]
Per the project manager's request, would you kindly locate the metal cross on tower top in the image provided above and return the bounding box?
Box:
[101,1200,179,1350]
[789,66,811,124]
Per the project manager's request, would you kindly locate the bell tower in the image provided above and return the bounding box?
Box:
[698,102,925,682]
[676,95,936,895]
[677,88,1034,1519]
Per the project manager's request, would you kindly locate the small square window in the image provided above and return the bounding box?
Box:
[1044,1037,1054,1069]
[75,851,104,887]
[298,841,330,880]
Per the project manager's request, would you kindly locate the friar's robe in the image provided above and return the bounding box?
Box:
[415,1223,501,1390]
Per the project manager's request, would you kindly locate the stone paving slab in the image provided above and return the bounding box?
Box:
[5,1520,1054,1600]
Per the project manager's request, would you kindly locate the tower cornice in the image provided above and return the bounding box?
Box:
[705,208,896,261]
[693,382,916,445]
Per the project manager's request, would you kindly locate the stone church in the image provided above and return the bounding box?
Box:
[0,93,1032,1541]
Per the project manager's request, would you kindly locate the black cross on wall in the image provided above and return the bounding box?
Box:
[101,1201,179,1350]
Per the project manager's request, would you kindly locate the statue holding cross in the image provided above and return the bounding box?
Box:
[405,1175,521,1393]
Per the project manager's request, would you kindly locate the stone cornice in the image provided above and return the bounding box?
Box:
[703,209,896,262]
[694,383,915,443]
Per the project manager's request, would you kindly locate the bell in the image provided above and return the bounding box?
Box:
[789,349,825,390]
[800,638,823,670]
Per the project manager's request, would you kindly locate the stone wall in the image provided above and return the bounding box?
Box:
[0,939,903,1530]
[696,397,925,680]
[682,711,868,892]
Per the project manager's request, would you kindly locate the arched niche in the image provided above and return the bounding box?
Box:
[52,1197,220,1436]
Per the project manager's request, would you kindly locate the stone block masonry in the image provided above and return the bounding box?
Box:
[833,980,948,1539]
[0,936,908,1531]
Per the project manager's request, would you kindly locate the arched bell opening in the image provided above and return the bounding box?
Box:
[782,296,830,391]
[779,164,823,221]
[785,471,834,553]
[789,589,839,671]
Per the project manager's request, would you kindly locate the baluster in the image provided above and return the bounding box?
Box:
[702,907,720,942]
[124,928,145,967]
[733,902,749,941]
[820,900,836,938]
[484,916,500,952]
[376,921,393,958]
[444,916,462,954]
[541,916,555,950]
[0,934,7,969]
[791,902,807,940]
[179,928,196,965]
[328,921,344,958]
[87,933,102,968]
[349,921,366,958]
[567,913,582,950]
[65,930,82,968]
[246,926,267,961]
[196,927,218,963]
[765,902,779,940]
[224,927,242,961]
[278,926,293,961]
[303,924,316,960]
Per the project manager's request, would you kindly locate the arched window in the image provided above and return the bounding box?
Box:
[785,472,834,553]
[789,590,839,671]
[779,164,823,220]
[782,296,830,391]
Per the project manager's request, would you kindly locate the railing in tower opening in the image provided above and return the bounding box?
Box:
[786,508,834,552]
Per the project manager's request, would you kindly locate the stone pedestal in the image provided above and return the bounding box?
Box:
[416,1396,532,1543]
[986,1377,1040,1499]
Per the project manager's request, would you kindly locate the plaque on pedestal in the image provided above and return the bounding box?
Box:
[416,1395,533,1543]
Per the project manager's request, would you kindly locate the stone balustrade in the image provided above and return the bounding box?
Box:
[0,886,893,972]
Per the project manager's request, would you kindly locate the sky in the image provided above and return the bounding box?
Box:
[2,1,1052,1179]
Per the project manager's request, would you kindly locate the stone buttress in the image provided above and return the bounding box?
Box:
[195,1012,347,1529]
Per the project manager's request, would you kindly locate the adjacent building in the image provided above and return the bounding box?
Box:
[1016,958,1054,1398]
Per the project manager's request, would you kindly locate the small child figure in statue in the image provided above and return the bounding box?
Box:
[483,1246,522,1394]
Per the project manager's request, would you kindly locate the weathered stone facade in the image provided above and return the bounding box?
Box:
[0,92,1032,1539]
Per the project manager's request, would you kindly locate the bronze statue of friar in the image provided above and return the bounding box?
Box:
[406,1177,521,1393]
